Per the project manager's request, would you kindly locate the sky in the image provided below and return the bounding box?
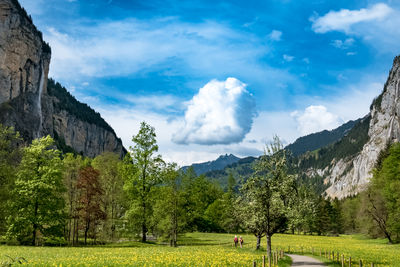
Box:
[20,0,400,165]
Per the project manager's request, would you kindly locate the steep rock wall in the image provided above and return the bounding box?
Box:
[325,57,400,198]
[0,0,125,157]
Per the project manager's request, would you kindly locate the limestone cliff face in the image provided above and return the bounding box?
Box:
[324,57,400,199]
[0,0,50,140]
[0,0,125,157]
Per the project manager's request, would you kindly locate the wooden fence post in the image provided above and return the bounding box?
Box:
[312,247,314,255]
[253,260,256,267]
[341,254,344,267]
[359,259,362,267]
[332,251,335,261]
[268,252,271,267]
[349,256,351,267]
[262,255,265,267]
[371,263,374,267]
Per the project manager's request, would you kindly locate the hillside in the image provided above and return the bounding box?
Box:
[202,117,365,189]
[182,154,241,175]
[286,119,361,156]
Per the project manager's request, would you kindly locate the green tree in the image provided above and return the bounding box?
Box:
[7,136,65,245]
[315,197,332,235]
[0,124,22,234]
[62,153,84,244]
[364,142,400,243]
[125,122,163,242]
[240,136,296,261]
[181,174,223,232]
[92,152,125,241]
[153,163,184,246]
[287,185,317,235]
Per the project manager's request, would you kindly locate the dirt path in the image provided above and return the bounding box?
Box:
[287,254,326,266]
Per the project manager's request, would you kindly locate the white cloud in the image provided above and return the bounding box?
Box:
[311,3,392,34]
[125,94,183,112]
[43,19,273,83]
[331,38,355,49]
[172,77,256,145]
[291,105,343,135]
[283,54,294,62]
[268,30,282,41]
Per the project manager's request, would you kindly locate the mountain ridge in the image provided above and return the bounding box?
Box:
[182,153,241,176]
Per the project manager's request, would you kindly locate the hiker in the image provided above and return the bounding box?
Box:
[239,236,243,248]
[234,235,238,247]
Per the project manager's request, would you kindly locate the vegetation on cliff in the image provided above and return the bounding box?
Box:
[47,78,115,134]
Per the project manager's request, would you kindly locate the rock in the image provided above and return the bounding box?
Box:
[0,0,125,157]
[325,56,400,199]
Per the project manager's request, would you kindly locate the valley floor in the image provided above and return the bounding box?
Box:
[0,233,399,266]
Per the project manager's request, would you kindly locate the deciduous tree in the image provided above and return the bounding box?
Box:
[125,122,163,242]
[7,136,65,245]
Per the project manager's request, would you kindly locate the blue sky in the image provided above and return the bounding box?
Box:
[21,0,400,165]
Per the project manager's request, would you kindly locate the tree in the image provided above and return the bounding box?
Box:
[287,185,317,235]
[62,153,84,244]
[0,124,22,235]
[181,173,223,232]
[76,166,106,245]
[7,136,65,245]
[153,163,184,246]
[239,136,296,263]
[92,152,125,241]
[363,142,400,243]
[315,197,333,235]
[125,122,163,242]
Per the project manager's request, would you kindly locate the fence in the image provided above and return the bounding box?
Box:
[251,246,381,267]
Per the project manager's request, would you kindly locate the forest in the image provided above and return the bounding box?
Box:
[1,121,400,262]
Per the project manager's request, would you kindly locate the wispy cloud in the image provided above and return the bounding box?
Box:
[44,18,271,82]
[311,3,392,34]
[268,30,282,41]
[331,38,355,49]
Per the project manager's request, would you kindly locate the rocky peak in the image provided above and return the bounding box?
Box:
[325,56,400,198]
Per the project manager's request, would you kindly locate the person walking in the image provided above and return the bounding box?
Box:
[234,235,238,247]
[239,236,243,248]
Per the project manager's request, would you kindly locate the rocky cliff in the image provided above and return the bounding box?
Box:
[317,57,400,199]
[0,0,125,157]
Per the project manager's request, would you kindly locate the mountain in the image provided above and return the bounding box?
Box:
[205,55,400,199]
[182,154,241,175]
[321,56,400,198]
[202,118,365,187]
[0,0,125,157]
[286,119,361,156]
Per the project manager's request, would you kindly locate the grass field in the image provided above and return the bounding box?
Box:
[0,233,398,266]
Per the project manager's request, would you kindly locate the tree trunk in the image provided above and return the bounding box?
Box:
[141,222,147,242]
[32,200,39,246]
[75,219,79,245]
[84,221,90,245]
[266,233,272,267]
[256,234,261,250]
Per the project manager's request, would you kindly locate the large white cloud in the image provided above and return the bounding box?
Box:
[311,3,392,34]
[291,105,343,136]
[172,77,256,145]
